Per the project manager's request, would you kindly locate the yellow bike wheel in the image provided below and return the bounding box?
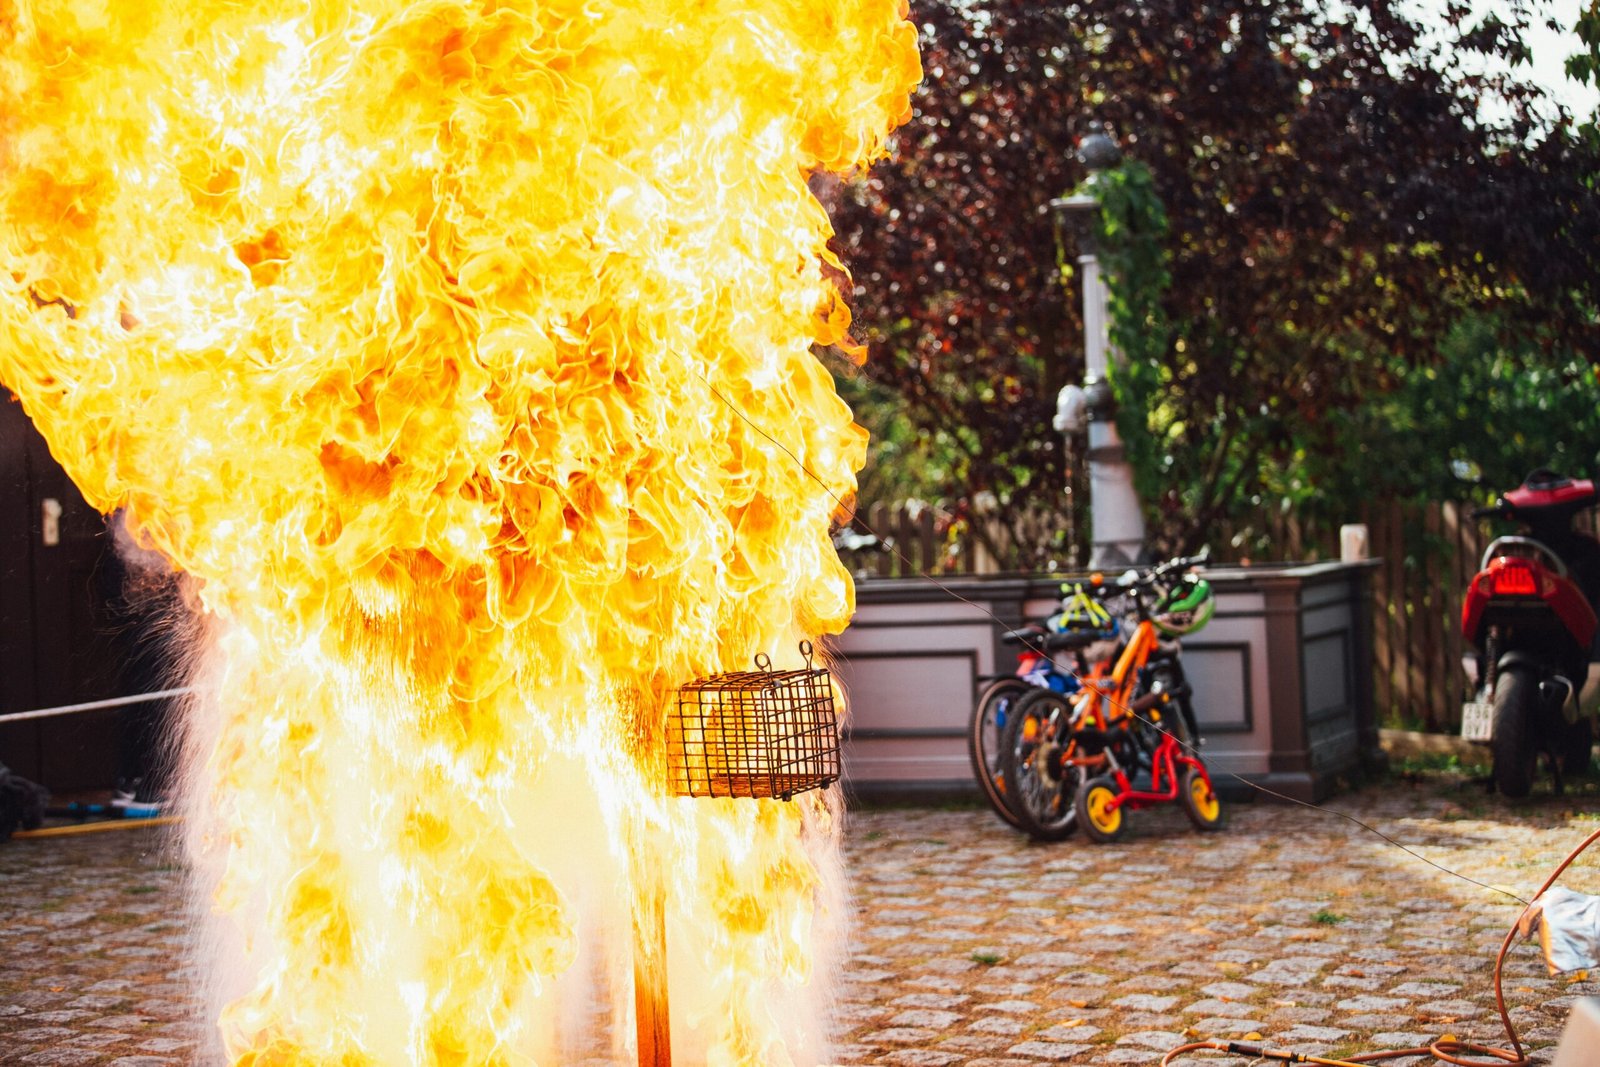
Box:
[1179,766,1225,832]
[1074,776,1127,844]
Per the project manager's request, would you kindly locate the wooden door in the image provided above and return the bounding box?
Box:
[0,395,127,792]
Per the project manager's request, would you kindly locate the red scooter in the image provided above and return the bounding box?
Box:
[1461,470,1600,796]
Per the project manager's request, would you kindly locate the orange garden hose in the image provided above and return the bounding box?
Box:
[11,815,182,839]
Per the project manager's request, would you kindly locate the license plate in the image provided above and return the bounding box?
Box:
[1461,701,1494,742]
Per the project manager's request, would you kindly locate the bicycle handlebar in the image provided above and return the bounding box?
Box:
[1000,624,1046,645]
[1063,554,1211,601]
[1122,552,1211,589]
[1153,551,1210,575]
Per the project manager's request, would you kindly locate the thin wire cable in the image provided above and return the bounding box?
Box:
[702,366,1536,905]
[0,687,197,726]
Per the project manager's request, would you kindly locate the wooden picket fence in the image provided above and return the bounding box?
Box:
[839,500,1069,577]
[838,499,1600,731]
[843,502,953,577]
[1226,502,1599,731]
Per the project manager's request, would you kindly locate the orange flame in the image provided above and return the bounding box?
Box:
[0,1,919,1062]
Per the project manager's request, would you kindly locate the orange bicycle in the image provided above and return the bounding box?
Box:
[998,554,1220,842]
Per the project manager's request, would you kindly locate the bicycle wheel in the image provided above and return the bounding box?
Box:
[1075,775,1128,844]
[968,677,1031,828]
[1178,765,1225,832]
[998,689,1082,841]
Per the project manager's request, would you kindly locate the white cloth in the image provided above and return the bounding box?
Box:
[1525,887,1600,975]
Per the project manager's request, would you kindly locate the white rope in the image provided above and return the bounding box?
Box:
[0,687,197,725]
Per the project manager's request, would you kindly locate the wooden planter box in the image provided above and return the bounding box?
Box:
[830,560,1383,804]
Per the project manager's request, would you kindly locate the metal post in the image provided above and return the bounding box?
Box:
[1051,133,1146,568]
[633,873,671,1067]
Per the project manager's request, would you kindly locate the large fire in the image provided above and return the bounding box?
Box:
[0,2,918,1062]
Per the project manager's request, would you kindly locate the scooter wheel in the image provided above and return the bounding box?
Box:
[1492,668,1538,799]
[1075,776,1128,844]
[1179,766,1225,832]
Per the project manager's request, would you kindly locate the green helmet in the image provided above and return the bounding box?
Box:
[1152,576,1214,638]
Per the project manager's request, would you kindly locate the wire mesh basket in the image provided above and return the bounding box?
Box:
[667,640,840,801]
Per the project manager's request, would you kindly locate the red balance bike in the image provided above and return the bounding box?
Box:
[1074,701,1223,844]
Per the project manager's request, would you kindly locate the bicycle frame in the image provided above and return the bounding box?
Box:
[1075,616,1161,726]
[1043,618,1160,780]
[1053,599,1203,792]
[1095,728,1216,815]
[1001,552,1223,842]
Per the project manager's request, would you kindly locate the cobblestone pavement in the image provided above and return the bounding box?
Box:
[0,824,202,1066]
[4,777,1600,1065]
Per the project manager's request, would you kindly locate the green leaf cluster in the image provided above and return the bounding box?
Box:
[1090,160,1172,513]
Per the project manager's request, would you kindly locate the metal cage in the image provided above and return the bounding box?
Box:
[667,641,840,801]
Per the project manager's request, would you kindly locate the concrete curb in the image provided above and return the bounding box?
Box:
[1378,727,1480,760]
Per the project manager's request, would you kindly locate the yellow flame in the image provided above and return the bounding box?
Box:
[0,1,918,1062]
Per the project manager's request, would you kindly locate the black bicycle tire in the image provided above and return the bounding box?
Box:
[969,676,1032,828]
[998,688,1083,841]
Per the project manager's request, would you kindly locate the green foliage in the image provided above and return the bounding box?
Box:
[1569,1,1600,152]
[1088,161,1171,514]
[836,367,969,507]
[1299,318,1600,512]
[1568,1,1600,89]
[1311,908,1347,925]
[830,0,1600,563]
[1391,750,1489,775]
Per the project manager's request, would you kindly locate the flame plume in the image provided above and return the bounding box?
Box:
[0,2,918,1062]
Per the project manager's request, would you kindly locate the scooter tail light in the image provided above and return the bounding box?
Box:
[1492,560,1539,596]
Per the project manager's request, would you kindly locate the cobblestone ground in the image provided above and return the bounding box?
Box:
[3,776,1599,1065]
[0,824,201,1066]
[833,780,1600,1066]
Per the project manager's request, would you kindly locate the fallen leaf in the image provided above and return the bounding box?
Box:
[1060,1019,1085,1028]
[1567,970,1590,984]
[1244,1032,1264,1041]
[1068,999,1088,1009]
[1183,1026,1200,1037]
